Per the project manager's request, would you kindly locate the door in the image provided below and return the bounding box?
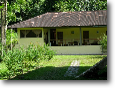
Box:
[50,29,56,46]
[83,31,89,45]
[57,32,63,45]
[45,32,48,44]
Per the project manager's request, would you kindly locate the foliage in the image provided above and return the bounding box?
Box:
[0,29,18,62]
[7,0,45,24]
[0,43,55,79]
[5,0,107,25]
[54,0,107,12]
[0,0,107,24]
[0,55,106,80]
[0,3,4,9]
[6,29,18,49]
[0,43,2,62]
[10,55,106,80]
[98,33,107,50]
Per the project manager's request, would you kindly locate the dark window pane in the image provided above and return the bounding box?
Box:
[20,30,25,38]
[20,30,42,38]
[26,30,36,37]
[57,32,63,39]
[39,31,42,37]
[32,30,42,37]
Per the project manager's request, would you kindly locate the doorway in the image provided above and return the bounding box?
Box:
[83,31,89,45]
[50,29,56,46]
[57,32,63,46]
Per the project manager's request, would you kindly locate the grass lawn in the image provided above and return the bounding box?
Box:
[0,55,107,80]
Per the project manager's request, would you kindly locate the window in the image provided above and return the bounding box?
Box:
[57,32,63,40]
[20,30,25,38]
[26,30,36,37]
[20,30,42,38]
[71,31,74,34]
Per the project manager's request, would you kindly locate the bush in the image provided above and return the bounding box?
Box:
[1,43,55,79]
[2,47,25,79]
[0,29,18,62]
[98,33,107,50]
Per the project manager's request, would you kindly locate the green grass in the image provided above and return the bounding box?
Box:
[0,55,107,80]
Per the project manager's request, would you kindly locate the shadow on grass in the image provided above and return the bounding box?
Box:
[90,55,107,59]
[10,66,107,80]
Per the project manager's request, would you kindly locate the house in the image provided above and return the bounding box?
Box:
[8,10,107,55]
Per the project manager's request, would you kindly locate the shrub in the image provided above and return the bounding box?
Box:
[43,44,56,60]
[0,29,18,62]
[3,47,25,79]
[1,43,55,79]
[6,29,18,50]
[98,33,107,50]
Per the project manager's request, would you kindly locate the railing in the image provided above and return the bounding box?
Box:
[82,38,100,45]
[50,38,100,46]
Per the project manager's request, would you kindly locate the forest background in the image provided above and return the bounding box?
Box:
[0,0,107,25]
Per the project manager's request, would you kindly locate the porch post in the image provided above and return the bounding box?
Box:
[80,27,82,45]
[48,29,50,45]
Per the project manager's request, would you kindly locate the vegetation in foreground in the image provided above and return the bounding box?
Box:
[0,43,55,80]
[0,55,107,80]
[1,29,54,69]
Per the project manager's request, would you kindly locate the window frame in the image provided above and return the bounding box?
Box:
[20,29,43,38]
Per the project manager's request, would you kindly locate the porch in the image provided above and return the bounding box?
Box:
[50,38,99,46]
[16,27,107,55]
[44,27,107,46]
[44,27,107,55]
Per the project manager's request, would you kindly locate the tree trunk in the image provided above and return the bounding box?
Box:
[1,0,7,56]
[75,56,107,79]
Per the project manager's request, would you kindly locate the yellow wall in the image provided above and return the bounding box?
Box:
[81,27,107,43]
[17,28,44,46]
[16,27,106,54]
[56,27,107,45]
[50,45,102,55]
[16,27,107,47]
[56,27,80,45]
[42,27,107,45]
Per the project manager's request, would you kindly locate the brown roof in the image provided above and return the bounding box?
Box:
[8,10,107,28]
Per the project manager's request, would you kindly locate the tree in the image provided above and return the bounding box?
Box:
[0,0,107,25]
[54,0,107,12]
[0,0,7,56]
[6,0,107,25]
[7,0,44,25]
